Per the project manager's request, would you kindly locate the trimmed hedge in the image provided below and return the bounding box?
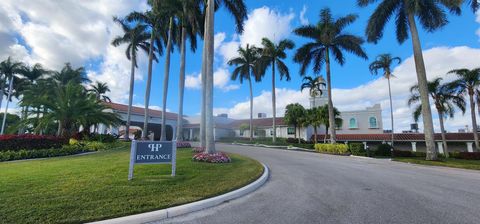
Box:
[375,144,392,157]
[450,152,480,160]
[72,132,118,143]
[348,143,366,156]
[0,144,92,162]
[393,150,426,158]
[0,134,66,152]
[314,143,349,155]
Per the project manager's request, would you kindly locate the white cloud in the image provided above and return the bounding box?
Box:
[185,68,239,91]
[215,46,480,133]
[300,5,309,25]
[0,0,149,103]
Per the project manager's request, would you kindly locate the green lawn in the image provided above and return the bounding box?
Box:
[393,157,480,170]
[0,145,263,224]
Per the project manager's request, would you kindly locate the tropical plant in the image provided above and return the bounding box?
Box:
[111,17,152,140]
[358,0,463,160]
[305,107,322,143]
[0,57,25,135]
[294,7,367,144]
[318,104,342,143]
[228,44,262,141]
[448,68,480,150]
[89,82,112,102]
[301,75,326,108]
[284,103,306,143]
[125,9,163,139]
[257,37,294,143]
[201,0,247,153]
[369,53,401,147]
[408,78,466,157]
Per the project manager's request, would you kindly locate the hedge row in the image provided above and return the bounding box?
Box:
[314,144,349,155]
[0,134,67,152]
[0,144,92,162]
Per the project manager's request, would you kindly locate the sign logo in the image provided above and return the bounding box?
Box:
[128,140,177,180]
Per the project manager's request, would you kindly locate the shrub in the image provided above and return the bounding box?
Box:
[348,143,366,156]
[314,144,349,155]
[393,150,427,158]
[177,142,192,148]
[84,141,108,151]
[192,152,231,163]
[72,132,118,143]
[0,134,67,152]
[0,144,91,162]
[375,144,392,157]
[450,152,480,160]
[286,138,309,144]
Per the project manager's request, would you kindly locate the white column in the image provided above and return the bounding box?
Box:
[189,129,193,140]
[363,142,367,150]
[411,142,417,152]
[437,142,444,154]
[467,142,474,153]
[214,127,216,141]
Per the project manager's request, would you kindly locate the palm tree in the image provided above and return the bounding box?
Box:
[318,104,342,143]
[369,54,401,147]
[306,107,323,143]
[468,0,479,11]
[201,0,247,153]
[89,82,112,102]
[448,68,480,150]
[0,57,25,135]
[111,17,151,140]
[409,78,466,157]
[300,76,326,108]
[358,0,462,160]
[257,37,294,143]
[284,103,306,143]
[52,63,90,85]
[294,7,368,144]
[125,10,163,139]
[228,44,262,141]
[176,0,203,141]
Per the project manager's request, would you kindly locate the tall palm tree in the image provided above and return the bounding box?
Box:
[294,7,368,144]
[0,57,25,135]
[125,9,163,140]
[52,63,90,86]
[111,17,151,140]
[201,0,247,153]
[408,78,466,157]
[469,0,479,11]
[369,54,401,147]
[257,37,294,143]
[228,44,262,141]
[300,76,326,108]
[176,0,203,141]
[89,81,112,102]
[448,68,480,150]
[358,0,462,160]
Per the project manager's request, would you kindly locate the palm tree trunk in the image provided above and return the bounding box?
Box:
[325,48,336,143]
[142,31,155,140]
[56,120,62,137]
[324,124,328,143]
[406,10,437,160]
[160,17,174,141]
[176,24,187,141]
[200,12,208,149]
[314,126,318,144]
[387,77,394,148]
[124,50,136,140]
[438,110,449,158]
[271,60,277,143]
[469,92,480,150]
[248,76,253,141]
[205,0,216,153]
[1,76,14,135]
[0,81,4,114]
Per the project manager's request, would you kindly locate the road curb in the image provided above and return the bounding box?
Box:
[89,163,269,224]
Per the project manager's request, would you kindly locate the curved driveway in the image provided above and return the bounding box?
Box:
[156,143,480,224]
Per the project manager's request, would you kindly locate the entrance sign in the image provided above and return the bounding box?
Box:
[128,140,177,180]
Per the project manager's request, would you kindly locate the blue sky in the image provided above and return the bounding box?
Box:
[1,0,480,132]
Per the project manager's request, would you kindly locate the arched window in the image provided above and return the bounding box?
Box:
[349,118,357,129]
[369,117,377,128]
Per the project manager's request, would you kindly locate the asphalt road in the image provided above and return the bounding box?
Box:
[155,143,480,224]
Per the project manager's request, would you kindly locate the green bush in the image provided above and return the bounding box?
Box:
[0,144,91,162]
[83,141,108,151]
[314,143,349,155]
[375,144,392,157]
[348,143,366,156]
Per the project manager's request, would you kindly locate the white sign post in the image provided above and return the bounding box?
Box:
[128,140,177,180]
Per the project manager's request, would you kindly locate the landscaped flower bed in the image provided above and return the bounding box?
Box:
[176,141,192,148]
[192,152,231,163]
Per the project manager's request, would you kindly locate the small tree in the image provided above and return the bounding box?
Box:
[284,103,306,143]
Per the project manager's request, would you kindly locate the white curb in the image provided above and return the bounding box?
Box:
[89,163,269,224]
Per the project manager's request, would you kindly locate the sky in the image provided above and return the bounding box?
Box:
[1,0,480,133]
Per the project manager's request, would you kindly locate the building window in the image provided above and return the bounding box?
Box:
[270,129,274,136]
[369,117,377,128]
[349,118,357,129]
[240,129,244,136]
[287,127,295,135]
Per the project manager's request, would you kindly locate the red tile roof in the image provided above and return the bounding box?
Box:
[104,102,179,120]
[313,133,476,142]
